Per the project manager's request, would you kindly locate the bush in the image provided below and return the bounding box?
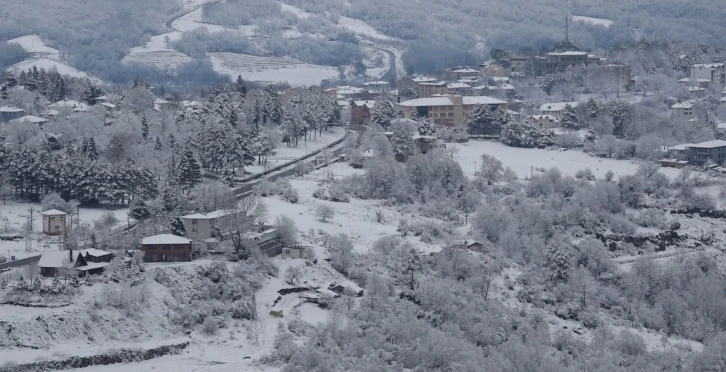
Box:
[313,187,328,200]
[328,182,350,202]
[316,204,336,222]
[282,187,299,204]
[202,316,219,335]
[580,311,601,329]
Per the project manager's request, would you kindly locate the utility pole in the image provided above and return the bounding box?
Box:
[28,207,34,230]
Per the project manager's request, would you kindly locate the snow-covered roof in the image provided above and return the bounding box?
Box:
[49,100,88,111]
[180,209,231,220]
[474,84,514,91]
[688,87,705,92]
[80,248,114,257]
[399,95,506,107]
[411,76,437,83]
[95,95,107,100]
[41,209,68,216]
[10,115,48,124]
[38,251,70,268]
[154,98,170,105]
[689,140,726,149]
[418,81,447,86]
[452,68,478,73]
[100,102,116,109]
[142,234,191,245]
[669,143,694,151]
[363,81,388,86]
[76,262,110,271]
[0,105,24,113]
[352,100,376,109]
[671,101,695,109]
[458,78,479,84]
[336,100,350,107]
[548,51,588,56]
[447,83,471,88]
[678,78,711,83]
[336,86,364,95]
[693,63,725,69]
[490,77,509,82]
[539,102,579,111]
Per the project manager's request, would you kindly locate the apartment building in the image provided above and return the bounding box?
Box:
[691,63,726,85]
[686,140,726,167]
[416,81,448,98]
[398,95,508,127]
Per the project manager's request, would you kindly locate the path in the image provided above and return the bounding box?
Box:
[372,46,397,86]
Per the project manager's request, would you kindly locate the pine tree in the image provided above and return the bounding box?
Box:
[1,71,16,88]
[467,105,496,135]
[106,135,124,162]
[90,233,97,249]
[154,136,163,150]
[404,247,421,290]
[236,75,247,96]
[141,114,149,140]
[87,138,98,160]
[546,243,571,282]
[417,117,438,136]
[390,126,412,160]
[169,134,176,149]
[586,98,599,120]
[560,104,579,131]
[0,85,7,100]
[369,100,395,129]
[170,217,186,236]
[222,167,235,187]
[228,110,238,128]
[177,147,202,189]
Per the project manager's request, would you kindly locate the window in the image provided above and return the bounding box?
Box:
[192,220,197,225]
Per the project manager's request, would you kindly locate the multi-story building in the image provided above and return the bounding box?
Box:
[398,95,508,127]
[363,80,390,94]
[452,68,479,80]
[446,83,471,96]
[538,102,580,119]
[671,101,703,122]
[509,56,529,76]
[350,100,376,125]
[416,82,448,98]
[533,51,590,76]
[686,140,726,167]
[691,63,726,85]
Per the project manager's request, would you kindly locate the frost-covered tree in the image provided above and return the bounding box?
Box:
[417,117,438,136]
[560,104,580,131]
[141,114,149,140]
[369,98,396,129]
[329,234,353,275]
[275,215,298,246]
[477,154,504,186]
[546,242,571,282]
[390,126,412,160]
[154,136,163,151]
[403,247,421,290]
[170,217,186,236]
[221,168,235,187]
[316,204,335,222]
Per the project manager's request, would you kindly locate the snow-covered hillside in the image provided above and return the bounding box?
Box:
[572,15,614,28]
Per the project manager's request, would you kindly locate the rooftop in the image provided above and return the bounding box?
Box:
[693,63,725,69]
[11,115,49,124]
[37,251,70,268]
[689,140,726,149]
[180,209,232,220]
[142,234,192,245]
[411,76,437,83]
[40,209,68,216]
[548,51,589,57]
[399,95,507,107]
[539,102,580,111]
[353,100,376,108]
[418,81,447,86]
[49,100,89,111]
[671,101,695,109]
[452,68,478,73]
[447,83,471,88]
[0,105,24,113]
[363,81,388,86]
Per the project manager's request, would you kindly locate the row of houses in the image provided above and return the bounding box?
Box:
[663,140,726,168]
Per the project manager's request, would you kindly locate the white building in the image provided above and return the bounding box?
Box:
[538,102,580,119]
[691,63,726,85]
[362,81,390,94]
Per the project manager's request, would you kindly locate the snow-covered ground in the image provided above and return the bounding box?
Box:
[247,128,346,173]
[336,16,395,41]
[0,201,129,260]
[123,31,192,67]
[208,52,339,86]
[572,15,614,28]
[362,47,390,79]
[452,140,682,180]
[389,46,407,78]
[278,2,311,19]
[9,58,97,81]
[7,34,60,59]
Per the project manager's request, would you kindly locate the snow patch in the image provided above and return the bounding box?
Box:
[208,52,339,86]
[572,15,614,28]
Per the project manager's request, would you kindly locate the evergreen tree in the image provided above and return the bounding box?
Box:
[106,135,124,162]
[404,247,421,290]
[222,167,235,187]
[560,104,580,131]
[236,75,247,96]
[0,85,7,100]
[141,114,149,140]
[177,147,202,189]
[87,138,98,160]
[1,71,16,88]
[90,234,97,249]
[228,110,238,128]
[154,136,163,150]
[586,98,599,120]
[417,117,438,136]
[467,105,496,135]
[369,99,395,129]
[390,126,412,160]
[169,134,176,149]
[546,242,572,282]
[170,217,186,236]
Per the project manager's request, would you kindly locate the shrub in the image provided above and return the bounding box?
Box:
[202,316,219,335]
[282,187,299,204]
[328,182,350,202]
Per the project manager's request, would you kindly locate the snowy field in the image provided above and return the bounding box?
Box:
[123,32,192,67]
[261,162,441,255]
[362,47,390,79]
[0,201,129,260]
[8,34,60,59]
[246,127,345,173]
[452,140,682,180]
[9,58,97,81]
[208,52,339,86]
[572,15,614,28]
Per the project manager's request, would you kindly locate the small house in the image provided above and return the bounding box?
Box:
[141,234,192,262]
[41,209,68,235]
[282,245,307,259]
[0,106,25,122]
[10,115,49,126]
[38,248,113,277]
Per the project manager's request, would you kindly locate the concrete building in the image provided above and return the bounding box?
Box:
[471,84,515,98]
[350,100,376,125]
[508,56,529,76]
[529,115,559,129]
[363,81,390,94]
[480,63,507,78]
[0,106,25,122]
[397,76,437,94]
[446,82,471,96]
[691,63,726,85]
[686,140,726,167]
[398,95,508,127]
[671,101,702,122]
[282,245,307,259]
[141,234,192,262]
[538,102,580,119]
[180,210,237,241]
[452,68,479,80]
[41,209,68,235]
[416,82,448,98]
[534,51,591,76]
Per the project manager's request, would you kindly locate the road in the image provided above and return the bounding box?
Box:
[372,46,398,86]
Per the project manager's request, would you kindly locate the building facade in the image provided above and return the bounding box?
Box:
[41,209,68,235]
[416,82,448,98]
[691,63,726,85]
[350,100,375,125]
[141,234,192,262]
[0,106,25,122]
[398,95,508,127]
[534,52,591,76]
[686,140,726,167]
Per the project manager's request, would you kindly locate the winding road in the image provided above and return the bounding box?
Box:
[373,46,398,85]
